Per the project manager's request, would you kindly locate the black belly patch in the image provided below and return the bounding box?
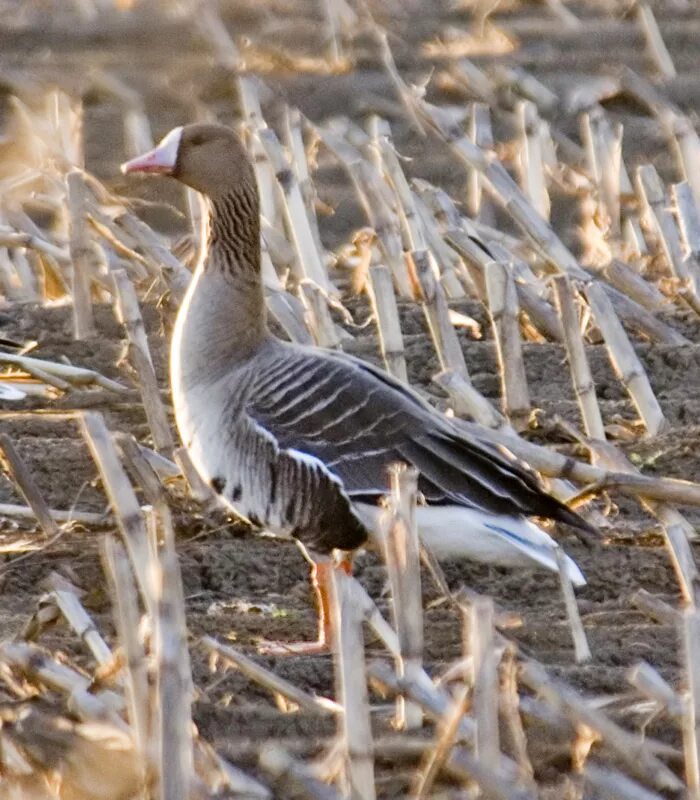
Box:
[231,483,243,502]
[210,476,225,494]
[285,498,296,524]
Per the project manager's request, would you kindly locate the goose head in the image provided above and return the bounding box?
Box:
[121,123,255,200]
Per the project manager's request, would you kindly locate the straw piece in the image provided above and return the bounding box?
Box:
[416,98,591,281]
[441,225,565,342]
[131,443,179,480]
[238,76,279,230]
[413,249,469,379]
[202,636,342,715]
[115,212,191,300]
[469,597,500,767]
[457,417,700,505]
[112,269,174,457]
[343,576,400,658]
[382,465,423,730]
[598,259,668,313]
[117,435,169,511]
[367,262,408,382]
[512,279,568,342]
[413,686,468,798]
[66,170,96,340]
[581,107,625,238]
[637,164,700,300]
[259,744,344,800]
[330,571,376,800]
[500,646,535,779]
[451,59,497,105]
[2,710,142,800]
[683,609,700,797]
[520,661,683,792]
[0,502,106,525]
[321,0,342,71]
[584,282,667,436]
[630,588,681,625]
[624,216,649,258]
[193,0,242,70]
[671,116,700,212]
[608,286,689,345]
[0,247,21,303]
[266,285,316,346]
[433,369,507,430]
[0,641,125,725]
[375,29,426,136]
[152,505,195,800]
[367,659,475,743]
[298,280,341,348]
[674,181,700,258]
[491,65,558,115]
[585,437,698,595]
[284,107,325,258]
[47,573,113,667]
[257,128,332,293]
[80,411,155,615]
[0,433,59,537]
[87,206,152,276]
[316,127,413,297]
[433,226,487,301]
[585,765,665,800]
[173,446,217,505]
[204,745,272,800]
[552,276,605,440]
[651,505,698,599]
[637,2,676,80]
[9,248,39,301]
[102,535,149,762]
[485,260,530,429]
[483,237,543,291]
[555,547,592,663]
[0,351,127,393]
[518,101,550,220]
[467,103,495,222]
[369,118,426,252]
[444,746,535,800]
[10,355,70,392]
[626,660,683,718]
[0,231,70,265]
[412,197,466,299]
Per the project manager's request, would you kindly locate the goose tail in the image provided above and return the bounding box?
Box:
[358,503,586,587]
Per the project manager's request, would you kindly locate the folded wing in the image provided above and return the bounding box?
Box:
[246,343,588,531]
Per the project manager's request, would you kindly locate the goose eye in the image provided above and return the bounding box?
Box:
[190,134,205,147]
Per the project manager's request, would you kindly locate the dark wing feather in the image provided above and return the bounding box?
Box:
[246,343,589,531]
[214,412,367,555]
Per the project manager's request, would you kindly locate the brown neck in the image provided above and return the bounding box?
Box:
[200,187,267,349]
[173,187,267,387]
[207,188,261,272]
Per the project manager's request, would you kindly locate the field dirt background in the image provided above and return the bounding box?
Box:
[2,0,700,796]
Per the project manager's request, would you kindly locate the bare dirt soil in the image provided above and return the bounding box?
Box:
[2,1,700,795]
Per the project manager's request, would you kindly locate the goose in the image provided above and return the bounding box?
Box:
[122,123,592,654]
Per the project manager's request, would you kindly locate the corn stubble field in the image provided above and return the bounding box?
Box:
[2,0,700,797]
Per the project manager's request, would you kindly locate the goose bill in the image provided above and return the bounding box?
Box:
[120,126,183,175]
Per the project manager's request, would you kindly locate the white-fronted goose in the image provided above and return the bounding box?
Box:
[122,123,591,654]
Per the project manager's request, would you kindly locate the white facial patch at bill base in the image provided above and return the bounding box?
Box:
[120,125,183,174]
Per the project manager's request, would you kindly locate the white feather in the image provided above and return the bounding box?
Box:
[287,447,330,471]
[354,502,585,587]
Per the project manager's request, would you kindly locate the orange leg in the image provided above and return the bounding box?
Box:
[258,554,353,656]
